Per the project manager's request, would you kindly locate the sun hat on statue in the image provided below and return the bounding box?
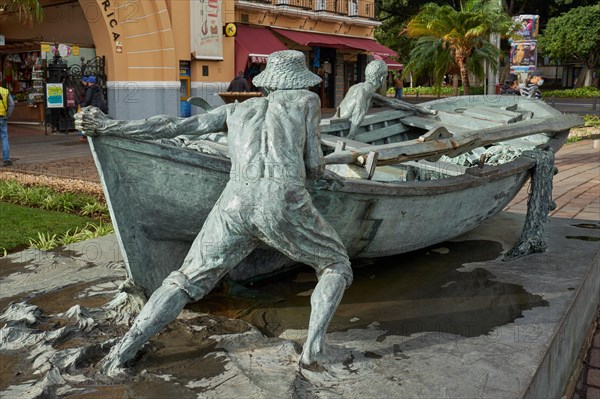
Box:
[253,50,322,90]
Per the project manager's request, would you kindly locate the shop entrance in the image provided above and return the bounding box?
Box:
[310,47,336,109]
[45,51,106,133]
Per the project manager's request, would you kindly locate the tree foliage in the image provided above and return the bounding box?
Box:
[502,0,598,29]
[0,0,43,25]
[375,0,597,59]
[537,5,600,70]
[402,0,515,95]
[375,0,433,63]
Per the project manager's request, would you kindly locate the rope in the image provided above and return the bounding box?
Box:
[503,147,557,261]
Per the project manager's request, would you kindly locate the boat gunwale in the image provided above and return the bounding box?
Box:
[93,129,568,197]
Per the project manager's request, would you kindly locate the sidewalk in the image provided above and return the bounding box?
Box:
[2,124,98,181]
[504,138,600,221]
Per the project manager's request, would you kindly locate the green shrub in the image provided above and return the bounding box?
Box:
[583,114,600,127]
[402,86,484,96]
[27,221,115,251]
[28,232,60,251]
[544,87,600,98]
[80,202,108,218]
[0,180,108,219]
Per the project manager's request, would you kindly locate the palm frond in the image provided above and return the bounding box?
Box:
[0,0,43,25]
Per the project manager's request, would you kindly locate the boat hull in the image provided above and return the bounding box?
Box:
[90,138,565,295]
[89,96,571,294]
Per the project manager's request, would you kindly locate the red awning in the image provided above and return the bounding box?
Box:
[273,29,356,49]
[272,28,397,57]
[235,25,288,74]
[373,53,403,70]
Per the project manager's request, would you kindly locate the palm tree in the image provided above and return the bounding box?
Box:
[0,0,43,25]
[402,36,460,95]
[403,0,515,95]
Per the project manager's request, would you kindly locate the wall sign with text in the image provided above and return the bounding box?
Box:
[46,83,64,108]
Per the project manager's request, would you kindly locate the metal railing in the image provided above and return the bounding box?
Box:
[247,0,376,19]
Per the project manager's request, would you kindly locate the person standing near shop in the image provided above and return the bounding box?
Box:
[83,76,108,113]
[226,71,250,92]
[0,86,15,167]
[77,76,90,142]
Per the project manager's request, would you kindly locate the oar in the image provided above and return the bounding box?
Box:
[324,113,583,166]
[372,93,438,115]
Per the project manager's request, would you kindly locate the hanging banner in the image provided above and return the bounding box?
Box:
[190,0,223,60]
[513,15,539,41]
[510,41,537,73]
[46,83,64,108]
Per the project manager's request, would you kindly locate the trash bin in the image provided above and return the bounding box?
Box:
[495,84,501,94]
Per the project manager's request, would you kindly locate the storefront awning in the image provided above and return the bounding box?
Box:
[235,25,288,74]
[373,53,403,70]
[272,28,397,57]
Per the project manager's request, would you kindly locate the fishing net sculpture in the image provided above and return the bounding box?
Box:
[503,147,556,261]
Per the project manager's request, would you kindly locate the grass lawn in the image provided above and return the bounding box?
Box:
[0,202,96,252]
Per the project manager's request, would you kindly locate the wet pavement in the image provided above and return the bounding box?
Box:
[0,212,597,398]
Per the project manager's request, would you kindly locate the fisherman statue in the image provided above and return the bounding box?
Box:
[75,50,353,376]
[336,59,435,139]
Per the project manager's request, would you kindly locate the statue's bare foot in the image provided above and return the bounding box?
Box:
[299,360,326,373]
[100,345,132,377]
[299,344,326,372]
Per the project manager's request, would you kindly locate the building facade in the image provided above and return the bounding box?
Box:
[1,0,397,121]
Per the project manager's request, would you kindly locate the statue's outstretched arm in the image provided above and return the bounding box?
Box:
[347,103,367,140]
[372,93,437,115]
[75,105,231,140]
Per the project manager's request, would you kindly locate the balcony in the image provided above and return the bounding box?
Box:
[241,0,377,20]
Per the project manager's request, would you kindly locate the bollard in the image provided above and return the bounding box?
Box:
[552,95,556,108]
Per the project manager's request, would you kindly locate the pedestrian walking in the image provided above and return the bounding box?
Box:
[393,72,404,100]
[0,86,15,166]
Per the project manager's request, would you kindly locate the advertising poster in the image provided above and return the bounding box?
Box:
[510,41,537,72]
[190,0,223,60]
[46,83,64,108]
[66,87,76,108]
[514,14,539,40]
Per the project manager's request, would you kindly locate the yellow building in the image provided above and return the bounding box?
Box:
[1,0,397,120]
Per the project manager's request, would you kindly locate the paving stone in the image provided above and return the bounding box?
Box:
[588,368,600,388]
[587,386,600,399]
[591,349,600,369]
[594,332,600,349]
